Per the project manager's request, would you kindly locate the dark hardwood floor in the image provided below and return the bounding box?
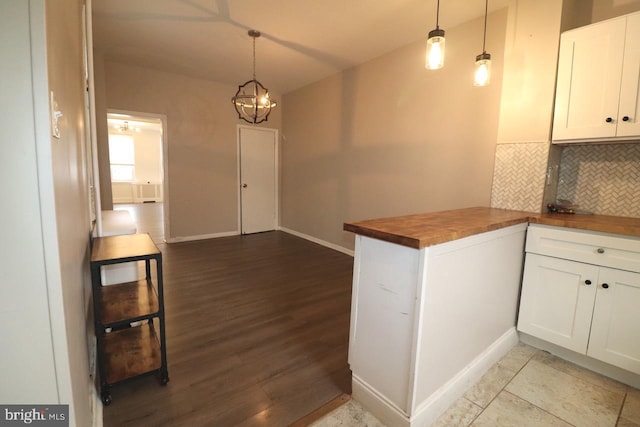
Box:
[102,217,354,426]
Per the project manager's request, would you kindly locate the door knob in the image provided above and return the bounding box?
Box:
[242,184,248,188]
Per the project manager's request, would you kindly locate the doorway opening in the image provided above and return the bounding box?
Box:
[107,111,168,243]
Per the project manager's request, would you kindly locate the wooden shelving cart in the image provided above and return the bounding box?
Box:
[90,233,169,405]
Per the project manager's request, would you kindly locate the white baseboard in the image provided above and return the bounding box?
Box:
[91,384,103,427]
[520,332,640,389]
[89,336,103,427]
[111,197,133,204]
[279,227,354,256]
[352,377,410,427]
[166,230,240,243]
[410,327,519,426]
[353,328,519,427]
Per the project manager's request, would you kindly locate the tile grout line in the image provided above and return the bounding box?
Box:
[508,352,582,427]
[464,349,537,426]
[615,391,628,427]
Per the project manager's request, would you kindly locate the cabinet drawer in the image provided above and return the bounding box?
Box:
[526,224,640,272]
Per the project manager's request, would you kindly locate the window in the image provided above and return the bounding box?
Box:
[109,134,135,181]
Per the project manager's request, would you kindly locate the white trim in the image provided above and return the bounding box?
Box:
[165,230,240,243]
[106,109,170,241]
[352,376,410,427]
[85,0,102,236]
[410,328,518,426]
[353,328,518,427]
[91,388,103,427]
[89,335,103,427]
[279,227,354,256]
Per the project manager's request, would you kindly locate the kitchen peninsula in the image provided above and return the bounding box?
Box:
[344,207,640,427]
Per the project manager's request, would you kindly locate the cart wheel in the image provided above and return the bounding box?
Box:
[102,393,112,406]
[160,374,170,386]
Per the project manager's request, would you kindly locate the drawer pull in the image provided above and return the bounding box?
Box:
[602,283,609,289]
[597,248,605,254]
[585,280,592,285]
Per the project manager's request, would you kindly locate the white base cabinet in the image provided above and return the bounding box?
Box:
[518,254,598,354]
[518,225,640,375]
[349,224,527,426]
[589,268,640,373]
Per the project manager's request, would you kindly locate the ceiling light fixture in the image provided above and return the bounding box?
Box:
[116,121,140,133]
[426,0,445,70]
[474,0,491,86]
[231,30,277,124]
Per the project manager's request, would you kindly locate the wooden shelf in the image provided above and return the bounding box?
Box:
[91,233,160,264]
[100,279,159,326]
[103,323,162,385]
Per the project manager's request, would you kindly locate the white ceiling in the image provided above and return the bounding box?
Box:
[92,0,509,94]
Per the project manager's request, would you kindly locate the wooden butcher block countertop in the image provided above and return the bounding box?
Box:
[344,207,640,249]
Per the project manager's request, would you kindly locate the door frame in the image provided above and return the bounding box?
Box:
[107,108,170,241]
[236,125,279,234]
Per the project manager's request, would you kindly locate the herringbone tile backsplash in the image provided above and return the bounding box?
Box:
[557,144,640,217]
[491,142,549,212]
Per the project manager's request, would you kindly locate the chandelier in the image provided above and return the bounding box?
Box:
[231,30,277,124]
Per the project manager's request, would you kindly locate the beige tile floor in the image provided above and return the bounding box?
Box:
[312,343,640,426]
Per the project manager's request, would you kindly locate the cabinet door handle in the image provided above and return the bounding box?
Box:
[597,248,605,254]
[622,116,630,122]
[585,280,592,285]
[602,283,609,289]
[605,117,613,123]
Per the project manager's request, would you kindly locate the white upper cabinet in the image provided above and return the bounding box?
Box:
[618,13,640,138]
[553,12,640,143]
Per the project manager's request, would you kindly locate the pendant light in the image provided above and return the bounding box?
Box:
[426,0,445,70]
[231,30,277,124]
[473,0,491,86]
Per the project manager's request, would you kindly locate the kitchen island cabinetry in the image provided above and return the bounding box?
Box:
[345,208,530,427]
[552,11,640,143]
[518,224,640,376]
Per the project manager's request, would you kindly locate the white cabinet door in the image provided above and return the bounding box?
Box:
[517,254,598,353]
[617,13,640,138]
[588,268,640,374]
[552,17,625,141]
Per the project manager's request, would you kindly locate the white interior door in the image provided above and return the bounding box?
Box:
[239,127,277,234]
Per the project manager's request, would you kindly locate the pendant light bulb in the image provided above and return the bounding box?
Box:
[426,0,445,70]
[426,28,445,70]
[474,0,491,86]
[474,52,491,86]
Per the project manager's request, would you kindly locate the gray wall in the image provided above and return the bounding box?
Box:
[281,9,509,250]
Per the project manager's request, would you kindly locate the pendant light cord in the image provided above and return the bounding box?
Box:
[436,0,440,29]
[482,0,488,53]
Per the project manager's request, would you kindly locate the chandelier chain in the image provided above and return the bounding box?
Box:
[252,36,256,80]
